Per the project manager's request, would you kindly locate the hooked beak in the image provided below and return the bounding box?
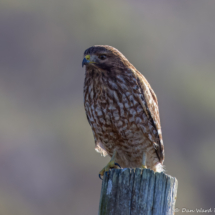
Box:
[82,54,95,67]
[82,58,90,67]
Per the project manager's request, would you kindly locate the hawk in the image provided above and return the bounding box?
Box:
[82,45,164,177]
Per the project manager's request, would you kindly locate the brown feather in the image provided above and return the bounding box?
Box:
[83,45,164,172]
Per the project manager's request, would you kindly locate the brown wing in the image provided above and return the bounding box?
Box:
[135,71,165,163]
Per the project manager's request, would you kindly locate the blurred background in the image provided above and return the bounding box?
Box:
[0,0,215,214]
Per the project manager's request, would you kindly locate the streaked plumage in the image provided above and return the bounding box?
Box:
[82,45,164,172]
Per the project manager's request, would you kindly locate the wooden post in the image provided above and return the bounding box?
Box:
[99,168,178,215]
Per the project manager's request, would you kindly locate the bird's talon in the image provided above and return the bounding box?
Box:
[114,163,121,168]
[98,158,120,179]
[99,174,103,180]
[141,164,147,169]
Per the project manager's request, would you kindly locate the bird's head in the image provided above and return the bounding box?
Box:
[82,45,132,71]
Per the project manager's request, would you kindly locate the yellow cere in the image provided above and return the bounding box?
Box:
[85,55,91,60]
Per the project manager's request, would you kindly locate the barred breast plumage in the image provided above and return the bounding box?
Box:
[83,45,164,173]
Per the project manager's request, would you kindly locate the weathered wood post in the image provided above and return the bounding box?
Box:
[99,168,178,215]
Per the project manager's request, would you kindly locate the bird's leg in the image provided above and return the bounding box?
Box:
[141,151,147,169]
[99,150,120,178]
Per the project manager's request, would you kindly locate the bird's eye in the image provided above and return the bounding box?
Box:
[98,55,107,60]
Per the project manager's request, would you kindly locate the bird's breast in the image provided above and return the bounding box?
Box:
[84,77,149,144]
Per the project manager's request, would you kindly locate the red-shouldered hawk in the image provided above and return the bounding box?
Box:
[82,45,164,177]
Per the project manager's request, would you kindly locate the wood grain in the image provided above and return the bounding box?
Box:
[99,168,178,215]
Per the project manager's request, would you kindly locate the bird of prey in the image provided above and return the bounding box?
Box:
[82,45,164,177]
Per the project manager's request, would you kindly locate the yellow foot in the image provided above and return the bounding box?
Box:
[141,164,147,169]
[99,161,121,179]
